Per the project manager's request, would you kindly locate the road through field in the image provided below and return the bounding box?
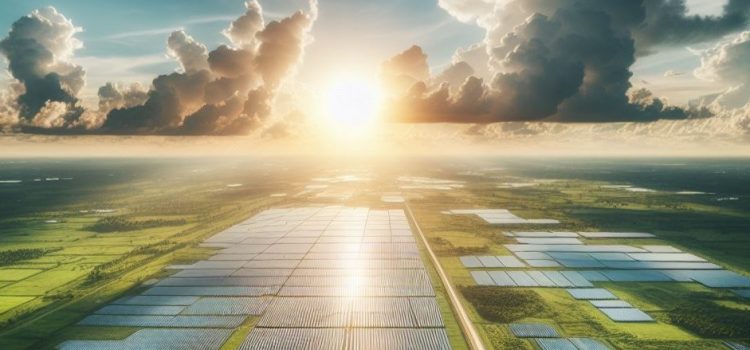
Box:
[405,203,486,350]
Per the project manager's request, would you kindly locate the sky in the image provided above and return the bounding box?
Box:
[0,0,483,101]
[0,0,749,156]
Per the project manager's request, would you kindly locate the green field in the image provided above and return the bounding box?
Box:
[1,157,749,349]
[407,158,750,349]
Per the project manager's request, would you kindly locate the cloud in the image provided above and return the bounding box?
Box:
[694,31,750,110]
[167,30,209,73]
[100,0,318,135]
[0,7,85,127]
[386,0,749,123]
[0,1,319,135]
[381,45,430,94]
[223,0,265,49]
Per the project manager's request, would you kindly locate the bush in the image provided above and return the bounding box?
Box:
[668,300,750,338]
[0,248,59,266]
[87,216,187,233]
[462,286,546,323]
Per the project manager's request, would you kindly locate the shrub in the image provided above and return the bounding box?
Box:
[462,286,546,323]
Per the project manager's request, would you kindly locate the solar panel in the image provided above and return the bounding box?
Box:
[733,289,750,299]
[526,271,557,287]
[173,269,236,278]
[507,271,538,287]
[113,296,199,306]
[182,297,271,315]
[536,338,578,350]
[589,253,633,261]
[509,323,560,337]
[143,286,279,297]
[241,328,346,350]
[724,341,750,350]
[597,307,653,322]
[578,271,609,282]
[578,232,654,238]
[78,315,246,328]
[410,297,444,327]
[569,337,611,350]
[460,256,483,268]
[258,297,350,327]
[627,253,705,262]
[471,271,495,286]
[232,268,294,277]
[543,271,574,287]
[497,256,526,267]
[517,238,583,245]
[557,259,605,268]
[526,260,561,267]
[642,245,681,253]
[156,276,286,287]
[253,253,307,260]
[351,298,415,327]
[689,270,750,288]
[209,254,257,261]
[347,329,451,350]
[512,232,579,238]
[488,271,517,286]
[94,305,185,316]
[590,300,632,308]
[59,329,233,350]
[506,244,646,253]
[560,271,594,287]
[600,270,672,282]
[478,256,503,267]
[567,288,617,300]
[514,252,553,260]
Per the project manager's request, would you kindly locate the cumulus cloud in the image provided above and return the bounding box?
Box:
[389,0,750,123]
[224,0,265,50]
[0,7,85,129]
[694,31,750,110]
[167,30,209,73]
[381,45,430,94]
[0,1,318,136]
[100,0,318,135]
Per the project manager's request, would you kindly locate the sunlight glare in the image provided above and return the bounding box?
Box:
[325,75,382,132]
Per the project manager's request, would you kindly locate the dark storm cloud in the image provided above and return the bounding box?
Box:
[389,0,750,123]
[0,1,318,135]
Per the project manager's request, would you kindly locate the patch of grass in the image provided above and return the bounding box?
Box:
[461,286,547,323]
[0,296,35,314]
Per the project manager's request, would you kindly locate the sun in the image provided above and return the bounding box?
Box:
[324,75,382,131]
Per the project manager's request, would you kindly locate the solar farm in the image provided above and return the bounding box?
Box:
[56,207,452,350]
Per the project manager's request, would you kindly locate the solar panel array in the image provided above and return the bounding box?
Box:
[448,209,559,224]
[59,207,449,350]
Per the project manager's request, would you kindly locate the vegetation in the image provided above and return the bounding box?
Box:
[461,286,546,323]
[668,299,750,338]
[0,248,59,266]
[86,216,187,233]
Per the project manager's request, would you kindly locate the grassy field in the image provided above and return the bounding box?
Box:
[0,159,294,349]
[406,158,750,349]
